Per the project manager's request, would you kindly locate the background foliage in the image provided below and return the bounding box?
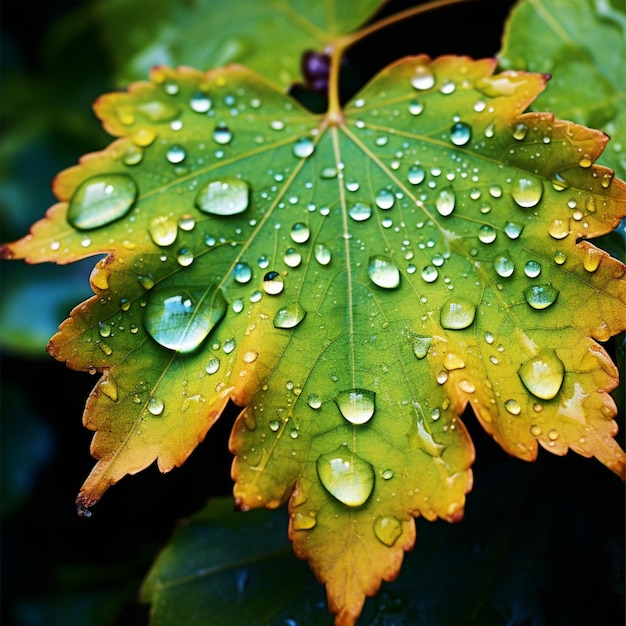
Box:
[1,1,623,625]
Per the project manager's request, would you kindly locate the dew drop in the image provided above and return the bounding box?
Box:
[316,448,375,507]
[435,187,456,216]
[413,336,432,359]
[523,260,542,278]
[98,321,112,338]
[421,265,438,283]
[137,273,155,290]
[443,352,465,370]
[205,357,220,374]
[478,224,497,244]
[408,165,425,185]
[242,350,258,363]
[583,247,602,272]
[548,219,570,240]
[213,123,233,144]
[348,202,372,222]
[408,100,424,115]
[148,397,165,416]
[504,399,521,415]
[283,247,302,267]
[524,284,559,310]
[307,394,322,409]
[223,338,236,354]
[375,189,395,210]
[100,378,118,402]
[530,424,542,437]
[190,92,212,113]
[504,222,524,239]
[148,215,178,247]
[232,262,253,284]
[293,136,315,158]
[262,271,284,295]
[511,175,543,208]
[273,303,306,328]
[518,349,564,400]
[166,145,186,164]
[195,177,250,216]
[314,243,332,265]
[440,298,476,330]
[411,64,435,90]
[450,121,472,146]
[512,123,528,140]
[67,174,138,230]
[269,420,280,432]
[335,389,376,425]
[368,255,400,289]
[144,286,227,353]
[176,248,194,267]
[290,222,310,243]
[493,255,515,278]
[374,516,403,547]
[554,251,567,265]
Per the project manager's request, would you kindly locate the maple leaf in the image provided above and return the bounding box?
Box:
[2,4,625,626]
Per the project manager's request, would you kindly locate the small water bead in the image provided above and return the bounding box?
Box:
[374,135,389,147]
[406,167,425,189]
[375,189,395,210]
[213,124,233,144]
[504,221,524,239]
[166,145,186,164]
[144,286,227,353]
[262,271,284,295]
[223,338,236,354]
[518,349,565,400]
[177,248,194,266]
[123,144,143,165]
[583,247,602,272]
[374,516,403,547]
[120,298,131,312]
[98,321,112,338]
[67,174,138,230]
[349,202,372,222]
[307,394,322,409]
[242,350,258,363]
[478,224,497,244]
[493,255,515,278]
[195,177,250,216]
[524,284,559,310]
[530,425,542,437]
[257,255,270,269]
[269,420,280,432]
[381,469,394,481]
[345,179,360,192]
[250,290,263,303]
[232,299,244,313]
[100,378,118,401]
[190,92,212,113]
[440,80,455,94]
[148,397,165,416]
[458,379,475,393]
[554,251,567,265]
[440,298,476,330]
[432,253,444,267]
[283,247,302,267]
[273,303,306,329]
[436,371,449,384]
[504,399,521,415]
[524,260,542,278]
[413,336,432,359]
[320,166,337,179]
[511,175,543,208]
[488,184,503,198]
[408,100,424,115]
[548,219,570,239]
[290,222,310,243]
[293,136,315,158]
[137,273,155,290]
[335,389,376,425]
[315,243,332,265]
[512,123,528,140]
[232,262,253,284]
[316,448,375,507]
[443,352,465,371]
[450,121,472,146]
[178,215,196,231]
[435,187,456,216]
[148,215,178,247]
[368,255,400,289]
[205,357,220,374]
[484,331,494,344]
[421,265,438,283]
[411,64,435,90]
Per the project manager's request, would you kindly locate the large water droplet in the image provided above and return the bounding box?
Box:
[374,516,403,547]
[440,298,476,330]
[232,262,253,283]
[283,247,302,267]
[523,284,559,310]
[316,448,375,507]
[504,221,524,239]
[411,64,435,90]
[195,177,250,216]
[213,123,233,144]
[349,202,371,222]
[548,219,570,240]
[190,92,212,113]
[335,389,376,425]
[144,286,227,353]
[166,145,186,164]
[478,224,497,244]
[315,243,331,265]
[413,336,432,359]
[518,349,564,400]
[435,187,456,216]
[450,121,472,146]
[375,189,395,210]
[504,399,521,415]
[421,265,438,283]
[493,255,515,278]
[262,271,284,295]
[273,303,306,328]
[511,175,543,208]
[67,174,138,230]
[368,255,400,289]
[408,165,425,185]
[523,260,542,278]
[290,222,310,243]
[293,136,315,158]
[148,396,165,416]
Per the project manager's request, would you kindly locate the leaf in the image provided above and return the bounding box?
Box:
[498,0,626,179]
[97,0,385,88]
[3,53,625,625]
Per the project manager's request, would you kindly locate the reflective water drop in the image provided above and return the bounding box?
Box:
[458,379,475,393]
[375,189,395,210]
[123,145,143,166]
[316,448,375,507]
[98,321,112,338]
[232,262,253,284]
[195,177,250,216]
[493,255,515,278]
[335,388,376,425]
[478,224,497,244]
[148,396,165,416]
[413,336,432,359]
[530,424,542,437]
[314,243,331,265]
[293,136,315,158]
[443,352,465,370]
[504,222,524,239]
[421,265,438,283]
[290,222,310,243]
[213,123,233,144]
[374,516,403,547]
[320,166,337,179]
[307,394,322,409]
[411,64,435,90]
[512,175,543,208]
[273,303,306,328]
[408,165,425,185]
[262,271,284,295]
[408,100,424,115]
[283,247,302,267]
[269,420,280,432]
[166,145,186,164]
[368,255,400,289]
[583,247,602,272]
[504,399,521,415]
[148,215,178,247]
[484,331,494,344]
[489,184,503,198]
[137,273,155,290]
[524,260,542,278]
[144,286,227,353]
[450,121,472,146]
[205,357,220,374]
[518,349,564,400]
[190,92,212,113]
[440,298,476,330]
[223,338,236,354]
[178,215,195,232]
[242,350,258,363]
[348,202,372,222]
[512,123,528,140]
[67,174,138,230]
[548,219,570,239]
[177,248,194,266]
[554,250,567,265]
[435,187,456,216]
[524,284,559,310]
[382,468,394,480]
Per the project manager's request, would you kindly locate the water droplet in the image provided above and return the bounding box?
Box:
[408,164,426,185]
[232,298,244,313]
[314,243,331,265]
[242,350,258,363]
[478,224,497,244]
[273,303,306,328]
[307,394,322,409]
[262,271,284,295]
[450,121,472,146]
[293,136,315,158]
[144,286,227,353]
[493,255,515,278]
[523,260,542,278]
[283,247,302,267]
[489,184,503,198]
[484,331,494,344]
[381,469,394,480]
[137,273,155,290]
[548,219,570,239]
[504,399,521,415]
[335,389,376,425]
[435,187,455,216]
[176,248,194,266]
[413,336,432,359]
[411,64,435,90]
[421,265,438,283]
[583,247,602,272]
[195,177,250,216]
[443,352,465,370]
[148,396,165,416]
[122,145,143,166]
[269,420,280,432]
[316,448,375,507]
[205,357,220,374]
[578,154,592,168]
[375,189,395,210]
[223,338,236,354]
[408,100,424,115]
[504,222,523,239]
[232,262,253,283]
[290,222,310,243]
[512,123,528,140]
[458,379,475,393]
[190,92,212,113]
[148,215,178,247]
[374,516,403,547]
[349,202,372,222]
[440,298,476,330]
[524,284,559,310]
[554,251,567,265]
[511,175,543,208]
[368,255,400,289]
[213,123,233,144]
[166,145,186,164]
[67,174,138,230]
[320,166,337,179]
[518,349,564,400]
[98,321,112,338]
[530,424,542,437]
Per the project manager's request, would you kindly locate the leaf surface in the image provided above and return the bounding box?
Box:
[3,56,625,625]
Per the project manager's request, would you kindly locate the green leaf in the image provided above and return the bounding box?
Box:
[498,0,626,178]
[97,0,385,87]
